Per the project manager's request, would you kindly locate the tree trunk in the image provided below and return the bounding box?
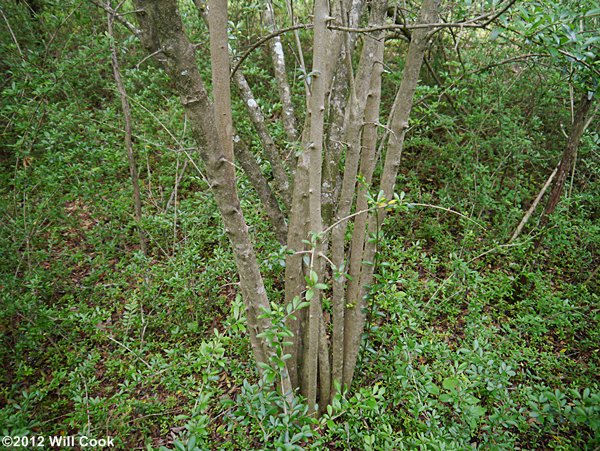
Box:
[192,0,290,237]
[134,0,445,411]
[542,94,594,223]
[331,0,387,398]
[322,0,365,228]
[342,0,440,389]
[283,0,348,406]
[233,139,288,244]
[133,0,293,398]
[299,0,330,413]
[263,0,297,144]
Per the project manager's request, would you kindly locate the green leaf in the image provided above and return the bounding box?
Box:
[465,395,481,405]
[305,289,314,301]
[470,405,486,417]
[490,28,501,41]
[257,362,271,371]
[583,36,600,48]
[440,393,454,403]
[425,383,440,395]
[443,377,460,390]
[585,8,600,17]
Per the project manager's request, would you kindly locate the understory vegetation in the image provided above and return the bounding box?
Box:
[1,0,598,449]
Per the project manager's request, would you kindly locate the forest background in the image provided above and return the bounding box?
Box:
[0,0,598,449]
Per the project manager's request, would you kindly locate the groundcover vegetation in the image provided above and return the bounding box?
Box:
[1,0,598,449]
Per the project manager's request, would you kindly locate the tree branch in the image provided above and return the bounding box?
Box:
[231,23,313,77]
[89,0,141,36]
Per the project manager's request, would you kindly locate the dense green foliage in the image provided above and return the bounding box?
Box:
[1,0,598,449]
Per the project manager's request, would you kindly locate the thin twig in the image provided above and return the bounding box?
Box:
[88,0,141,36]
[108,2,147,254]
[469,236,536,263]
[329,0,517,37]
[135,48,164,69]
[509,165,558,242]
[322,207,373,237]
[557,49,600,78]
[407,203,486,229]
[106,335,153,369]
[231,23,313,77]
[0,8,24,59]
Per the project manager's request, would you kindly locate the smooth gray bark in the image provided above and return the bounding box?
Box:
[233,71,291,204]
[342,0,440,388]
[322,0,365,227]
[133,0,293,398]
[300,0,329,413]
[192,0,289,239]
[233,139,288,244]
[330,0,387,397]
[264,0,298,144]
[283,0,348,403]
